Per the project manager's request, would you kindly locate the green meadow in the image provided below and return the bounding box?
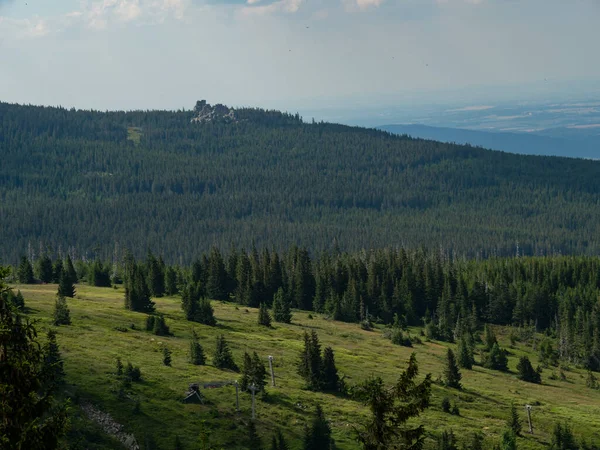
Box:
[16,284,600,449]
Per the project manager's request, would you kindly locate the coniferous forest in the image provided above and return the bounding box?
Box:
[2,101,600,263]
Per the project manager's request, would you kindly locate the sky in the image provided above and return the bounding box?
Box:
[0,0,599,115]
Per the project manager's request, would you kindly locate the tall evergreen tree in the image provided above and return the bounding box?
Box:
[258,302,272,327]
[507,403,522,437]
[146,252,165,298]
[298,331,323,390]
[213,334,238,371]
[354,353,432,450]
[321,347,340,392]
[65,255,77,284]
[207,247,228,300]
[501,429,517,450]
[53,295,71,326]
[162,346,172,366]
[17,256,34,284]
[36,254,53,283]
[52,259,63,284]
[42,329,65,387]
[516,356,541,384]
[550,422,578,450]
[189,330,206,365]
[246,420,263,450]
[124,261,154,313]
[436,430,458,450]
[272,288,292,324]
[0,267,69,449]
[165,266,179,296]
[483,343,509,372]
[457,335,474,370]
[303,404,334,450]
[57,268,75,298]
[444,348,462,389]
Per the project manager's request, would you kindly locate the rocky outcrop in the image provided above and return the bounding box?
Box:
[191,100,236,123]
[81,402,140,450]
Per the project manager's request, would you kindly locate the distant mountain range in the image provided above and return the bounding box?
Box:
[379,124,600,159]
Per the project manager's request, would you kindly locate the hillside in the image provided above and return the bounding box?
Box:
[379,124,600,159]
[2,101,600,262]
[15,283,600,449]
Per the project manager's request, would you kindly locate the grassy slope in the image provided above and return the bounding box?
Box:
[17,284,600,449]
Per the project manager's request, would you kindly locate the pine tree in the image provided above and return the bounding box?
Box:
[181,283,216,325]
[507,403,522,436]
[240,352,254,392]
[247,420,262,450]
[163,346,172,366]
[52,259,63,284]
[484,324,498,352]
[0,267,69,449]
[124,261,154,313]
[457,335,474,370]
[271,429,288,450]
[213,334,238,371]
[321,347,339,392]
[436,430,458,450]
[550,422,577,450]
[65,255,77,284]
[483,343,509,371]
[207,247,228,300]
[298,330,322,390]
[272,288,292,323]
[354,353,432,449]
[43,329,65,387]
[146,252,165,298]
[165,266,178,296]
[17,256,34,284]
[14,290,25,309]
[444,348,462,389]
[57,268,75,298]
[53,295,71,326]
[146,315,170,336]
[252,352,268,393]
[303,404,334,450]
[258,302,272,327]
[516,356,541,384]
[36,254,53,284]
[189,330,206,365]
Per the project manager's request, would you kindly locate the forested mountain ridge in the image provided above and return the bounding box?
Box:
[2,101,600,263]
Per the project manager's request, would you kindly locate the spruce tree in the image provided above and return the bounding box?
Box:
[189,330,206,365]
[463,432,485,450]
[484,343,509,371]
[258,302,272,327]
[271,429,288,450]
[303,404,334,450]
[436,430,458,450]
[65,255,78,283]
[321,346,339,392]
[207,246,228,301]
[43,329,65,386]
[507,403,522,436]
[444,348,462,389]
[14,290,25,309]
[163,346,172,366]
[165,266,178,296]
[17,256,34,284]
[57,268,75,298]
[484,324,498,352]
[53,295,71,326]
[516,356,541,384]
[355,353,432,449]
[213,334,238,371]
[457,336,474,369]
[298,330,323,390]
[272,288,292,323]
[36,254,53,283]
[246,420,262,450]
[146,252,165,298]
[181,283,216,325]
[240,352,254,392]
[550,422,577,450]
[124,261,154,313]
[52,259,63,284]
[0,268,69,449]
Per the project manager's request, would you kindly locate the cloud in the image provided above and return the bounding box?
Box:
[240,0,303,16]
[342,0,385,12]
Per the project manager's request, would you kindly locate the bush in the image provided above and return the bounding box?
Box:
[441,397,451,413]
[125,362,142,382]
[390,328,412,347]
[146,314,171,336]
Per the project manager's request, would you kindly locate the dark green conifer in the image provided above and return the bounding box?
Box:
[321,346,339,392]
[36,254,53,283]
[303,404,334,450]
[162,346,172,366]
[53,295,71,326]
[189,330,206,365]
[17,256,34,284]
[516,356,541,384]
[457,336,474,369]
[213,334,238,371]
[57,268,75,298]
[444,348,462,389]
[258,302,272,327]
[272,288,292,324]
[507,403,522,436]
[247,420,262,450]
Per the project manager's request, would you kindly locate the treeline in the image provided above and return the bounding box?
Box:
[12,247,600,371]
[3,101,600,262]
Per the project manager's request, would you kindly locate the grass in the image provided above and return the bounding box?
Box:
[15,283,600,449]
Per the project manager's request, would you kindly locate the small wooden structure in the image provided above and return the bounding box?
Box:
[183,383,203,404]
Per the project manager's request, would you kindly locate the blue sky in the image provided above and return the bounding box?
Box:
[0,0,599,113]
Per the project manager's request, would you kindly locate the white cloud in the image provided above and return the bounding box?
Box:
[342,0,385,12]
[240,0,304,16]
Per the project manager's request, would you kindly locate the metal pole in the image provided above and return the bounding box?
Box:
[235,381,240,412]
[525,404,533,434]
[268,356,276,387]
